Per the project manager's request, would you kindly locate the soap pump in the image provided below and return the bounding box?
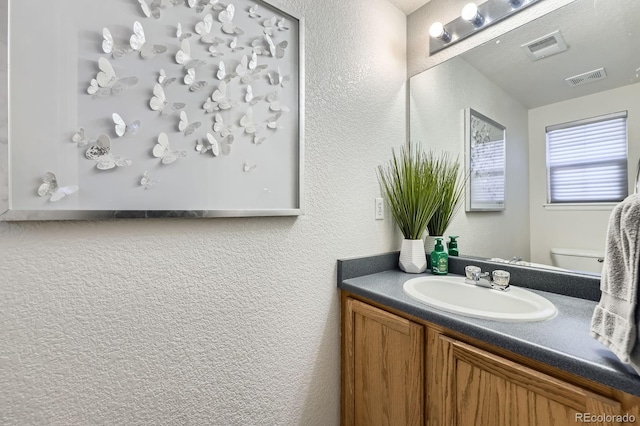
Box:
[447,236,459,256]
[430,238,448,275]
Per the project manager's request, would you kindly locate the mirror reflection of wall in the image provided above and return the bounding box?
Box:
[409,0,640,275]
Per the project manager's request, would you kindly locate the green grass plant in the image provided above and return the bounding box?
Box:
[377,146,441,240]
[427,152,466,237]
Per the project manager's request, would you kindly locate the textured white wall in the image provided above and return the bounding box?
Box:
[528,83,640,265]
[0,0,406,424]
[410,57,530,260]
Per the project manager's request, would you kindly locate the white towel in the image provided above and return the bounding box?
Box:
[590,193,640,373]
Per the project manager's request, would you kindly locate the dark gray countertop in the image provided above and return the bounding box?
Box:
[338,254,640,397]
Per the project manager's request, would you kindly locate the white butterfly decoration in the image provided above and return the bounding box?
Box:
[149,83,186,114]
[216,61,227,80]
[263,17,277,36]
[268,67,291,87]
[245,85,255,103]
[251,37,269,56]
[195,133,219,156]
[235,53,267,84]
[37,172,78,202]
[112,113,141,138]
[266,91,289,112]
[87,57,138,97]
[176,23,192,41]
[218,4,244,35]
[265,112,283,130]
[277,19,290,31]
[139,0,180,17]
[140,171,157,189]
[248,5,261,19]
[229,37,244,52]
[184,68,208,92]
[71,128,96,147]
[244,85,263,105]
[217,134,235,155]
[253,134,266,145]
[158,69,176,87]
[176,39,207,69]
[213,113,234,137]
[189,0,223,13]
[195,14,224,44]
[130,21,167,59]
[240,107,257,134]
[178,111,202,136]
[85,135,133,170]
[265,34,287,59]
[102,28,132,59]
[195,134,212,155]
[138,0,161,19]
[208,46,224,57]
[243,162,257,173]
[203,81,233,112]
[153,133,187,165]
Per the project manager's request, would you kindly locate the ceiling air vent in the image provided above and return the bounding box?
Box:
[521,30,568,61]
[565,68,607,87]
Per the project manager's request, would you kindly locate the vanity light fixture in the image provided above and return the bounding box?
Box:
[461,3,485,27]
[429,22,452,43]
[429,0,542,56]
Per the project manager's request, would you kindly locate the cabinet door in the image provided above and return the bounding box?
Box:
[343,298,424,426]
[434,334,623,426]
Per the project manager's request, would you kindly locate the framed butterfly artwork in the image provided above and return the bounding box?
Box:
[0,0,304,220]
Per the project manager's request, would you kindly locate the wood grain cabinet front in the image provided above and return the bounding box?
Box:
[342,297,424,426]
[429,331,623,426]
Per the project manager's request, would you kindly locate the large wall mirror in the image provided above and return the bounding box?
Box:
[410,0,640,276]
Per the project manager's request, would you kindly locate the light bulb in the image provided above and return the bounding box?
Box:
[429,22,451,42]
[461,3,485,27]
[461,3,478,20]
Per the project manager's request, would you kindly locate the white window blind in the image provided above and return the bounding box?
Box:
[546,112,628,204]
[470,140,505,207]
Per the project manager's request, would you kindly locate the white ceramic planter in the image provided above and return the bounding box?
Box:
[399,239,427,273]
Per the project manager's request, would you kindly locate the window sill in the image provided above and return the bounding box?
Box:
[543,203,618,211]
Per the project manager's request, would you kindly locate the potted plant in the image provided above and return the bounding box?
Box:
[378,146,441,273]
[425,153,466,253]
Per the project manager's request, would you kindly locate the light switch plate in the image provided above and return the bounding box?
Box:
[375,198,384,220]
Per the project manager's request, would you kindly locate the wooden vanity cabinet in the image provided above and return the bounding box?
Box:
[341,292,640,426]
[429,330,622,425]
[342,297,424,425]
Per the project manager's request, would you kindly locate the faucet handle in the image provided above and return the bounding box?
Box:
[492,270,510,286]
[465,265,482,280]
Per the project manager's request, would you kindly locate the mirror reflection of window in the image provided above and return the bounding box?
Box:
[546,112,628,204]
[466,109,506,211]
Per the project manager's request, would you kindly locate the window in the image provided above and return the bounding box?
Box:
[546,112,628,204]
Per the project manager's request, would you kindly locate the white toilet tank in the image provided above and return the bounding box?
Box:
[550,248,605,274]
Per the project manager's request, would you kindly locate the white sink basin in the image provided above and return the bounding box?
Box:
[403,275,557,322]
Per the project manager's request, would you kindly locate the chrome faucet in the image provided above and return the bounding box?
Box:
[508,256,523,264]
[464,268,511,291]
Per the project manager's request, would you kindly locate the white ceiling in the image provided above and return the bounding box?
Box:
[461,0,640,108]
[387,0,430,15]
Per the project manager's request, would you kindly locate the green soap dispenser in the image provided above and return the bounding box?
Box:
[448,236,459,257]
[430,238,448,275]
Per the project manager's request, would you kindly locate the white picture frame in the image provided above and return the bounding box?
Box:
[464,108,506,212]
